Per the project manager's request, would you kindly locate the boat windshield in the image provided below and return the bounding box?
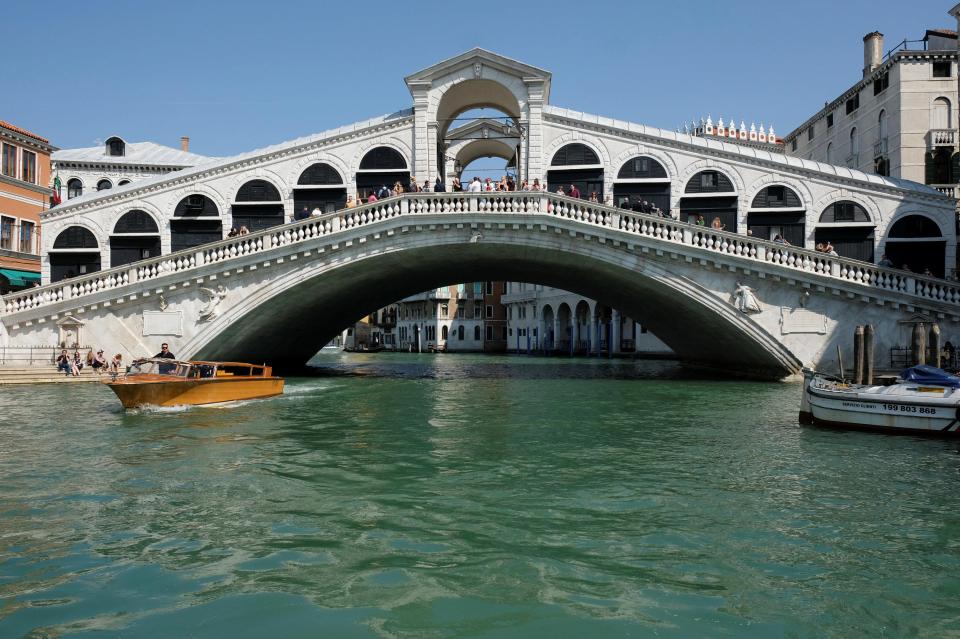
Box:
[129,358,192,378]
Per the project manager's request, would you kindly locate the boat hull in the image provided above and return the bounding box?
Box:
[801,372,960,436]
[105,376,285,408]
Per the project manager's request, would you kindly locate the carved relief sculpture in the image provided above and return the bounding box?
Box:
[198,286,227,322]
[732,282,762,314]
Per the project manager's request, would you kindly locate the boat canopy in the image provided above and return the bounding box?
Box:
[899,364,960,388]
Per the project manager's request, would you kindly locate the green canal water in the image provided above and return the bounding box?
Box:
[1,353,959,637]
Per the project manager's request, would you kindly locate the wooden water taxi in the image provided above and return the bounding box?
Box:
[800,365,960,436]
[104,358,284,408]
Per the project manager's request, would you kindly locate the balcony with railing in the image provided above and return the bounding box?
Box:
[931,184,957,198]
[873,138,888,158]
[927,129,956,149]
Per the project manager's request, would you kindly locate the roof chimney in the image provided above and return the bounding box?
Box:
[863,31,884,77]
[180,136,190,152]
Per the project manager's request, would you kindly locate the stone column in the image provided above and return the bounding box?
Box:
[411,87,430,187]
[523,80,546,183]
[427,121,439,187]
[612,310,622,354]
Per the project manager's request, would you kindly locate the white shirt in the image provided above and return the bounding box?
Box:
[468,180,482,193]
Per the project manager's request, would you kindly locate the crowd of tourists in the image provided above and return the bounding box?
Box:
[55,348,121,377]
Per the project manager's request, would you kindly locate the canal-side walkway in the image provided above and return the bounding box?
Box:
[0,366,103,385]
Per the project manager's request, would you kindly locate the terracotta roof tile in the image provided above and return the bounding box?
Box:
[0,120,50,144]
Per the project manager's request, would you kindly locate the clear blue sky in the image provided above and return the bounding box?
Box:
[3,0,953,158]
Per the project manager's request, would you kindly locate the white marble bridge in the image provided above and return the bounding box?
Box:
[3,192,959,378]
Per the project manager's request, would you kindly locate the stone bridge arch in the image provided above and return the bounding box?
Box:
[175,223,802,378]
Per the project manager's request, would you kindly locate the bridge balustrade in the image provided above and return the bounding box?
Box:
[2,191,958,316]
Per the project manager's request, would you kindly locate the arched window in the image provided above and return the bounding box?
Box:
[826,142,833,164]
[113,210,159,234]
[550,143,600,166]
[889,215,942,238]
[105,136,125,157]
[748,185,805,246]
[849,127,859,159]
[819,201,871,223]
[684,170,735,194]
[67,178,83,199]
[547,144,604,198]
[118,179,131,186]
[53,226,98,249]
[111,210,161,267]
[171,194,221,252]
[50,226,101,282]
[457,325,464,340]
[474,326,481,341]
[355,147,410,200]
[680,170,738,230]
[932,97,952,130]
[297,163,344,185]
[358,147,407,171]
[885,214,946,277]
[616,156,667,179]
[174,194,218,217]
[234,180,284,231]
[816,201,874,263]
[295,164,347,217]
[878,109,888,141]
[441,325,448,340]
[750,185,801,208]
[96,179,112,191]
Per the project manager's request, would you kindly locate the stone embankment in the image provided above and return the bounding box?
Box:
[0,366,104,385]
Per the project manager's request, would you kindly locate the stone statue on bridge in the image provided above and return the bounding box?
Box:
[732,283,762,315]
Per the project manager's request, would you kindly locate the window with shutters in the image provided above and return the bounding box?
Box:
[873,72,889,95]
[845,93,860,115]
[826,113,834,128]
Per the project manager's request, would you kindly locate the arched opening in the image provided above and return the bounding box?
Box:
[473,325,481,341]
[574,300,591,353]
[96,179,112,191]
[815,201,874,262]
[594,303,612,353]
[233,179,284,231]
[110,210,161,267]
[171,194,222,252]
[547,143,603,200]
[436,79,523,183]
[555,302,572,352]
[441,325,449,341]
[884,214,946,277]
[613,156,670,212]
[294,163,346,219]
[118,179,131,186]
[541,304,555,350]
[826,142,833,165]
[105,136,125,157]
[457,325,464,341]
[67,178,83,199]
[355,148,409,200]
[454,135,518,189]
[932,97,952,130]
[679,170,738,231]
[50,226,101,282]
[747,185,805,246]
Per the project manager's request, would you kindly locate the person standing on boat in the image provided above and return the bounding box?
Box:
[154,343,176,374]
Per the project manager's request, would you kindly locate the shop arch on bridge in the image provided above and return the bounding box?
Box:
[110,210,160,268]
[679,169,739,231]
[50,225,101,282]
[171,194,222,253]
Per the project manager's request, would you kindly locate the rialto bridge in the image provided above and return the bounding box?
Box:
[2,49,959,378]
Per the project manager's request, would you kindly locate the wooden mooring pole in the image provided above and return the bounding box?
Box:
[864,324,875,385]
[853,325,865,384]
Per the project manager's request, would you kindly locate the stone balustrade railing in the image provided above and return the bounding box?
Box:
[2,191,958,316]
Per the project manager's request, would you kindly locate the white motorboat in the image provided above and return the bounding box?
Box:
[800,365,960,436]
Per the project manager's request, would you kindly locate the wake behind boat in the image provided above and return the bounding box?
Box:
[105,358,284,408]
[800,364,960,436]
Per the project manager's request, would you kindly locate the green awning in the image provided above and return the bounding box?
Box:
[0,268,41,287]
